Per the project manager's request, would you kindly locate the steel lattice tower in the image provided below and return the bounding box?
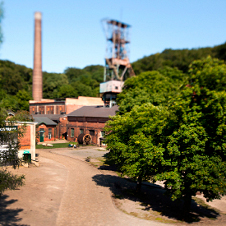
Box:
[102,19,135,82]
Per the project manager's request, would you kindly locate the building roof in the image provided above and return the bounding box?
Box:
[33,117,57,126]
[31,114,64,121]
[67,105,118,118]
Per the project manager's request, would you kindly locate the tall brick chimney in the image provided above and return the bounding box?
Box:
[32,12,42,101]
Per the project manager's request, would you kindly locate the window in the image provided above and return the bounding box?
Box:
[39,106,44,114]
[80,129,84,134]
[101,131,105,137]
[71,128,74,137]
[89,130,95,136]
[48,128,52,139]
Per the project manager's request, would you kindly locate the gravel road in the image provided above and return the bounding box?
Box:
[0,148,176,226]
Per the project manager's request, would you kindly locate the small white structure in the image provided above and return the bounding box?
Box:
[17,121,37,161]
[0,122,37,161]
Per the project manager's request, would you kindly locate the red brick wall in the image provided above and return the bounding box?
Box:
[30,106,37,114]
[46,106,54,114]
[39,106,44,114]
[37,124,56,141]
[67,117,108,145]
[19,126,31,149]
[54,116,68,140]
[56,105,65,114]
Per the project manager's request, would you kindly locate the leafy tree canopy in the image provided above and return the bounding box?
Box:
[105,57,226,214]
[132,42,226,74]
[117,67,186,114]
[0,108,25,195]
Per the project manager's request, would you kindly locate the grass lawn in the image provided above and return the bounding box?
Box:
[36,142,77,149]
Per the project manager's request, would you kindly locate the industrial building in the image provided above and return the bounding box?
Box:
[0,121,37,162]
[30,96,104,140]
[30,14,134,145]
[66,105,118,145]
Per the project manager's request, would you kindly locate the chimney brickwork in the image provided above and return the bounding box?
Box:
[32,12,42,101]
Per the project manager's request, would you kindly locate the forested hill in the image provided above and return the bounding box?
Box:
[0,60,104,111]
[0,42,226,111]
[132,42,226,74]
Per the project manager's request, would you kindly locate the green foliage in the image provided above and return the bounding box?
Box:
[64,67,85,83]
[0,61,103,111]
[83,65,104,83]
[105,57,226,213]
[9,110,33,122]
[58,84,78,98]
[188,56,226,91]
[0,108,25,195]
[0,60,33,111]
[1,39,226,112]
[0,169,25,196]
[0,9,25,195]
[43,72,68,99]
[105,104,168,181]
[64,65,103,97]
[117,67,186,114]
[0,94,18,111]
[16,90,32,110]
[0,61,32,95]
[132,43,226,74]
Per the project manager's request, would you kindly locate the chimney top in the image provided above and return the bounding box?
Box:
[34,12,42,20]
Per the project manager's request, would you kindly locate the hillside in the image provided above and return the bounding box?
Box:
[132,42,226,74]
[0,60,104,111]
[0,42,226,111]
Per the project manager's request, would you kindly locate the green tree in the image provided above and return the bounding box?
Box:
[64,67,86,83]
[0,108,25,195]
[71,81,95,97]
[16,90,32,111]
[105,57,226,215]
[58,84,78,98]
[64,65,103,97]
[0,94,18,111]
[117,67,186,114]
[105,103,168,192]
[83,65,104,83]
[131,42,226,75]
[0,4,24,196]
[43,72,68,99]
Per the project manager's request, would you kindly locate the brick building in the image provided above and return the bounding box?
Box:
[17,122,37,160]
[29,96,104,140]
[33,117,57,142]
[0,122,37,161]
[66,105,118,145]
[29,96,104,115]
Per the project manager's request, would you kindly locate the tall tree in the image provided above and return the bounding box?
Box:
[105,57,226,215]
[0,4,25,195]
[117,67,186,114]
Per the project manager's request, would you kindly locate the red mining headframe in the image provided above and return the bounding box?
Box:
[101,19,135,82]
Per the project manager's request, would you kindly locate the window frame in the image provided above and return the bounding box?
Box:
[71,128,74,137]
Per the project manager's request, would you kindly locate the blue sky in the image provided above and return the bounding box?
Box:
[0,0,226,73]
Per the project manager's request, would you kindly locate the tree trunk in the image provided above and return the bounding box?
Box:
[182,194,192,217]
[136,175,142,193]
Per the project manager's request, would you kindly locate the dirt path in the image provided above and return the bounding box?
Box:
[41,150,174,226]
[0,153,67,225]
[1,149,175,226]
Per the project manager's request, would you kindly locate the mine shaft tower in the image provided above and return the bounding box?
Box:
[100,19,135,108]
[102,19,135,82]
